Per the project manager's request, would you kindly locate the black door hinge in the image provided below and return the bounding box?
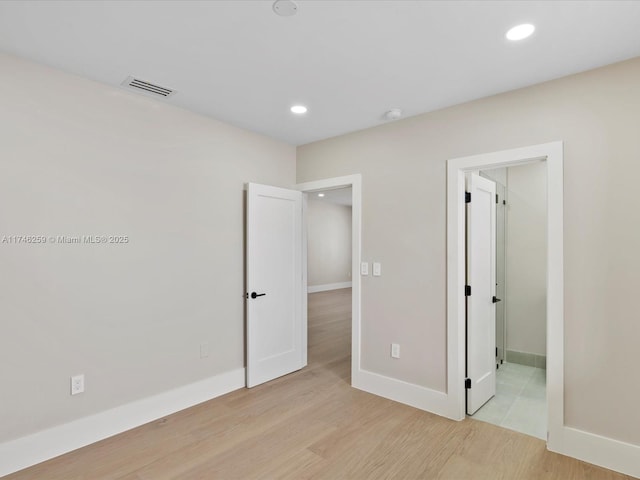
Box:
[465,192,471,203]
[496,194,499,204]
[465,378,471,389]
[496,347,498,357]
[465,285,471,296]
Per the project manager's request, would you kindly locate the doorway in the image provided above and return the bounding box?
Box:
[305,187,353,373]
[297,175,362,383]
[245,175,361,388]
[469,163,548,440]
[446,141,564,451]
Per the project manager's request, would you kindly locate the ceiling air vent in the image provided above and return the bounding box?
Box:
[121,76,176,98]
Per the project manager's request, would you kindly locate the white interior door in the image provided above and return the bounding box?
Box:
[466,173,497,415]
[246,183,305,388]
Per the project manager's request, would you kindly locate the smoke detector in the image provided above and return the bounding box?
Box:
[273,0,298,17]
[383,109,403,121]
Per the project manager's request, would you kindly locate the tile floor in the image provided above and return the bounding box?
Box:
[469,362,546,440]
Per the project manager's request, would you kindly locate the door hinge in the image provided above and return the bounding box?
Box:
[503,199,506,205]
[465,378,471,389]
[465,191,471,203]
[465,285,471,296]
[496,193,499,204]
[496,347,498,357]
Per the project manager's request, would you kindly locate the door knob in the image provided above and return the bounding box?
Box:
[492,296,502,303]
[250,292,266,299]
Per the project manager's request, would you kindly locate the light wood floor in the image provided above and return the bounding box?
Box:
[7,288,634,479]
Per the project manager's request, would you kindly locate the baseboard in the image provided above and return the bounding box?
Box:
[0,368,246,477]
[307,281,352,293]
[554,426,640,479]
[506,349,547,369]
[352,368,455,420]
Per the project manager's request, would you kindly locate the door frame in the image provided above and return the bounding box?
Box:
[296,174,362,384]
[447,142,564,451]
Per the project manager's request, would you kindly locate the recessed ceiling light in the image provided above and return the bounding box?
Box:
[506,24,535,41]
[273,0,298,17]
[317,193,325,197]
[291,105,308,114]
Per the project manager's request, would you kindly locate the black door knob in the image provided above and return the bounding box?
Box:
[492,296,502,303]
[250,292,266,299]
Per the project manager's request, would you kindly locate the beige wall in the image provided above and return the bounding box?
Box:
[505,162,547,356]
[297,57,640,446]
[307,198,352,287]
[0,53,295,443]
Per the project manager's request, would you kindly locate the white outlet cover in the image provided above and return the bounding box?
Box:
[391,343,400,358]
[71,374,85,395]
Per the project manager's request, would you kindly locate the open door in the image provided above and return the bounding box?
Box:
[246,183,305,388]
[466,173,497,415]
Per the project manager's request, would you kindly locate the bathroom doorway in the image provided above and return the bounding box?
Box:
[470,162,548,439]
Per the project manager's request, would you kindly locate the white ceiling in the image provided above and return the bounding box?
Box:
[1,1,640,146]
[311,187,352,207]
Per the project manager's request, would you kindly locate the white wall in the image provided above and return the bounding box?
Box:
[505,162,547,356]
[0,52,295,444]
[297,57,640,446]
[307,197,352,288]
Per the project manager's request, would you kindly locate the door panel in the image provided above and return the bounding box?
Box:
[246,183,304,388]
[466,173,497,415]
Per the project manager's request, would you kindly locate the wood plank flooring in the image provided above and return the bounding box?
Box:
[6,288,634,479]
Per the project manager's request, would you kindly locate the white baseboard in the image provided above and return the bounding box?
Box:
[307,282,352,293]
[554,426,640,479]
[352,368,456,420]
[0,368,246,477]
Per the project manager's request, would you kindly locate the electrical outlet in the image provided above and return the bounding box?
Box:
[71,374,85,395]
[200,342,209,359]
[391,343,400,359]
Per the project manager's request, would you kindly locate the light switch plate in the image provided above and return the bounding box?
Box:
[360,262,369,275]
[373,262,381,276]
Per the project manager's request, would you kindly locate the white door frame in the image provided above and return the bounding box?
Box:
[296,174,362,384]
[447,142,564,451]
